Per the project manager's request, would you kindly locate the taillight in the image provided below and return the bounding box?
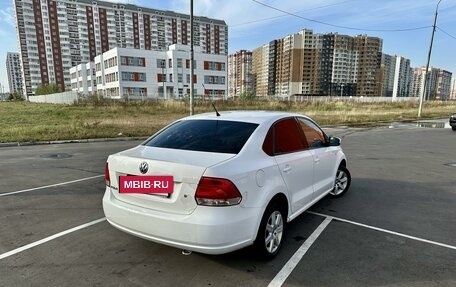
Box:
[195,177,242,206]
[105,162,110,187]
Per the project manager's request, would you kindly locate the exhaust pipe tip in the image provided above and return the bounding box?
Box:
[181,249,192,256]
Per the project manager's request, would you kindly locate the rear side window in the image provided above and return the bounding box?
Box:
[144,120,258,154]
[262,118,306,156]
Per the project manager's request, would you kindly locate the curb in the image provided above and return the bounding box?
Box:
[0,137,148,148]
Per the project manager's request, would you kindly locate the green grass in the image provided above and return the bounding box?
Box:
[1,99,455,143]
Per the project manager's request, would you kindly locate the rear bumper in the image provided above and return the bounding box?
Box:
[102,187,260,254]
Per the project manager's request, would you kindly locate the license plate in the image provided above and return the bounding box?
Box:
[119,175,174,194]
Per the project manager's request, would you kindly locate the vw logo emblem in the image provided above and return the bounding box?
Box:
[139,162,148,174]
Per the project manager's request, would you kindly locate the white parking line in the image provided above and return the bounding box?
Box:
[0,175,104,197]
[308,211,456,251]
[0,218,106,260]
[268,217,333,287]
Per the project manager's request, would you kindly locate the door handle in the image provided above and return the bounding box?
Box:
[314,157,320,164]
[283,165,292,173]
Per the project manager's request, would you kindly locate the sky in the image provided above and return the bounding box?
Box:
[1,0,455,93]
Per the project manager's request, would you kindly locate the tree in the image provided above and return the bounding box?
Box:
[8,92,24,101]
[239,90,256,101]
[35,83,62,95]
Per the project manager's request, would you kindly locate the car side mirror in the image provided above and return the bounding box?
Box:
[328,137,341,146]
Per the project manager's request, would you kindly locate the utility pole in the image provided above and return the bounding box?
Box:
[418,0,443,117]
[189,0,195,115]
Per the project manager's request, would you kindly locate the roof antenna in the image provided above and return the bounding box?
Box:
[211,102,220,117]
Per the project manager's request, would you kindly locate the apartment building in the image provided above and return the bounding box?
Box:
[412,67,452,100]
[252,44,268,96]
[252,29,382,97]
[6,52,24,94]
[70,44,227,99]
[380,54,412,98]
[228,50,254,97]
[435,69,452,100]
[14,0,228,97]
[451,78,456,100]
[354,35,383,97]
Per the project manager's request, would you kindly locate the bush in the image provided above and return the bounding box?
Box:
[8,92,24,101]
[35,83,62,95]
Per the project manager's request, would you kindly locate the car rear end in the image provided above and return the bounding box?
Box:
[450,113,456,131]
[102,117,266,254]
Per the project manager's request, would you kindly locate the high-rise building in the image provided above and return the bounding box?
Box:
[435,69,452,100]
[251,29,383,97]
[380,54,412,98]
[228,50,253,97]
[412,67,452,100]
[6,52,24,94]
[451,78,456,100]
[13,0,228,97]
[354,35,383,97]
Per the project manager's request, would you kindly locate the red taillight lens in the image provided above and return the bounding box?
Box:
[105,162,110,187]
[195,177,242,206]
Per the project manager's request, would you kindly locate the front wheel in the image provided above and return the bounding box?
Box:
[328,165,351,198]
[254,204,285,258]
[452,126,456,131]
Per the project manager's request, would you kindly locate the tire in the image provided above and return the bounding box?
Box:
[452,126,456,131]
[254,203,285,258]
[328,165,351,198]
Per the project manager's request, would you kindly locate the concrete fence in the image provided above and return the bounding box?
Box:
[26,90,423,105]
[269,95,421,103]
[28,91,80,104]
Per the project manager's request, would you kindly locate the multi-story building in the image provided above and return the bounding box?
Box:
[14,0,228,98]
[412,67,452,100]
[354,35,383,97]
[435,69,452,100]
[251,29,382,97]
[380,54,412,98]
[252,44,268,97]
[71,44,227,99]
[228,50,253,97]
[70,62,97,95]
[451,78,456,100]
[6,52,23,94]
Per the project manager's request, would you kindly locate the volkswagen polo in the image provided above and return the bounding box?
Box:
[103,111,350,257]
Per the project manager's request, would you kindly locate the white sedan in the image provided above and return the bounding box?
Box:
[103,111,350,257]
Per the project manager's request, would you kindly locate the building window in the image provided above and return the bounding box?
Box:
[157,59,166,68]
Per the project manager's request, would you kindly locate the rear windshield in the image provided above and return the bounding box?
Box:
[143,119,259,154]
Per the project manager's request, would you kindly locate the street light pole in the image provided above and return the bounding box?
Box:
[418,0,443,117]
[189,0,195,115]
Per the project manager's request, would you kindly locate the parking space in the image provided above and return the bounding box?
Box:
[0,125,455,286]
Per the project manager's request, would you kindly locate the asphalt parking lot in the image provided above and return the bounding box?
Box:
[1,123,455,286]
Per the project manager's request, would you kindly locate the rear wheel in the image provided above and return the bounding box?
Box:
[254,203,285,258]
[452,126,456,131]
[328,165,351,198]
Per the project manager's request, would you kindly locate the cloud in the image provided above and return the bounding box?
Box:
[0,6,15,28]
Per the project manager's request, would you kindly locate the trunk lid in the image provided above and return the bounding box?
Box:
[107,145,235,215]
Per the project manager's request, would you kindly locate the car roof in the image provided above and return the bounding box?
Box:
[182,110,310,125]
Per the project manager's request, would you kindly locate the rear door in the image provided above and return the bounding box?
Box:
[270,118,314,213]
